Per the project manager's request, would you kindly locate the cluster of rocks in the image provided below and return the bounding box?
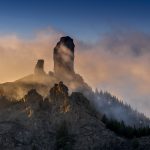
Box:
[50,81,68,100]
[34,36,75,80]
[0,36,91,100]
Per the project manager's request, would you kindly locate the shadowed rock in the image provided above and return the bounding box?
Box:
[53,36,75,79]
[0,36,149,150]
[50,82,70,112]
[50,81,68,101]
[34,59,45,75]
[24,89,43,111]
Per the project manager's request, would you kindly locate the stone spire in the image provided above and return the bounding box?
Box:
[34,59,45,75]
[53,36,75,79]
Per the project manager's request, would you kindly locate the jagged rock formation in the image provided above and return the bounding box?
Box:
[0,83,150,149]
[50,81,70,113]
[0,36,150,150]
[34,59,45,75]
[0,83,150,150]
[0,36,91,100]
[54,36,75,79]
[0,36,149,127]
[0,84,131,150]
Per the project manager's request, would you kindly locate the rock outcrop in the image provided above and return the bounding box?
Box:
[0,36,92,100]
[34,59,45,75]
[53,36,75,79]
[50,81,70,113]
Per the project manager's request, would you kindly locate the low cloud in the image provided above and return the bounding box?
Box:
[0,28,150,117]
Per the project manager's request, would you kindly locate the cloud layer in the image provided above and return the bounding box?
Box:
[0,28,150,117]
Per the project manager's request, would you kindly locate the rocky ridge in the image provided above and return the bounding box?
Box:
[0,83,132,150]
[0,36,150,149]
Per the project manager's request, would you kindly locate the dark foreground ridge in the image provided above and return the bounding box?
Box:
[0,83,140,149]
[0,83,149,149]
[0,36,150,149]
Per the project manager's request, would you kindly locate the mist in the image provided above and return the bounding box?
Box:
[0,28,150,117]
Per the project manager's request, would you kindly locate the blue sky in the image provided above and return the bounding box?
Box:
[0,0,150,41]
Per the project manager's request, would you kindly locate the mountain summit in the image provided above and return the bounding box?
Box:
[0,36,91,99]
[54,36,75,79]
[0,36,150,149]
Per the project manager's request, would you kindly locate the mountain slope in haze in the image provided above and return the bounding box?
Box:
[0,86,133,150]
[93,90,150,127]
[0,36,150,149]
[0,36,149,128]
[0,84,150,150]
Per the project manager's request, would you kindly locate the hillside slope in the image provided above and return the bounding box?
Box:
[0,85,131,150]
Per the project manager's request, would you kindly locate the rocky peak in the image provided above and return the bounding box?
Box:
[53,36,75,79]
[59,36,75,53]
[50,81,68,99]
[34,59,45,75]
[50,81,70,112]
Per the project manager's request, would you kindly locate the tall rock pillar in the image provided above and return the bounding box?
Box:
[53,36,75,79]
[34,59,45,75]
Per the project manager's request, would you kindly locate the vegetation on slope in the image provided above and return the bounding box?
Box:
[94,90,150,127]
[102,114,150,138]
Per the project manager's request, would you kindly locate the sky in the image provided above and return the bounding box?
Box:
[0,0,150,41]
[1,0,150,117]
